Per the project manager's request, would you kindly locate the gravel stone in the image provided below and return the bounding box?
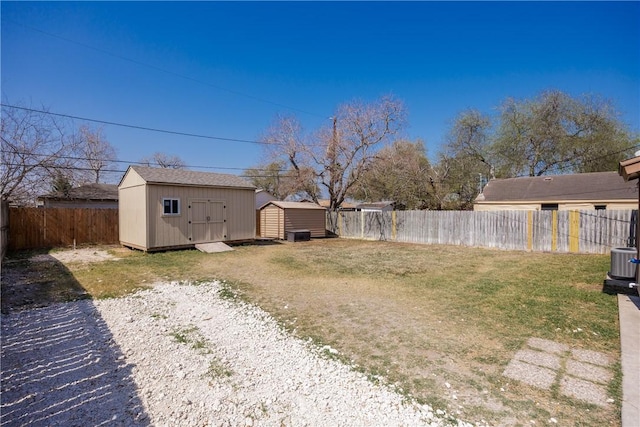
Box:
[1,281,481,427]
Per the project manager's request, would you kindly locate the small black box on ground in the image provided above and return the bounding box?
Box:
[287,230,311,242]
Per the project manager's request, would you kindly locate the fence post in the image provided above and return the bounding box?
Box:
[527,211,533,251]
[551,210,558,252]
[392,211,397,241]
[569,210,580,253]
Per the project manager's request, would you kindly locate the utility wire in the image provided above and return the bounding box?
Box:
[2,147,293,176]
[1,162,289,180]
[0,150,274,172]
[1,104,271,145]
[6,19,324,118]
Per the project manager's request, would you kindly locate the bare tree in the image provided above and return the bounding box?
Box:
[75,125,117,183]
[139,152,187,169]
[262,96,407,214]
[261,114,321,200]
[1,103,78,205]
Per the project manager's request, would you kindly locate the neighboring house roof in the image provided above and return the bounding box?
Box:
[123,166,255,189]
[255,189,278,209]
[356,201,395,210]
[38,183,119,201]
[260,201,326,210]
[475,172,637,203]
[315,199,358,210]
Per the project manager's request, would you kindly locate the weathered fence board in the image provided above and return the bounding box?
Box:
[8,208,119,251]
[334,209,635,254]
[1,200,8,260]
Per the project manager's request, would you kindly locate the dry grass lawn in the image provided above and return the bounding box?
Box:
[1,239,621,426]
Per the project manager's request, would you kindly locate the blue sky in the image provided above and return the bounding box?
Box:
[2,1,639,181]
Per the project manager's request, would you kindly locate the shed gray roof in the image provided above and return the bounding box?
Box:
[39,183,119,201]
[476,171,638,203]
[128,166,255,189]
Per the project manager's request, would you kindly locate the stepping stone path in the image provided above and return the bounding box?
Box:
[503,337,613,406]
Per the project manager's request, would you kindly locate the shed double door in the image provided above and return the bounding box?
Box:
[188,199,226,243]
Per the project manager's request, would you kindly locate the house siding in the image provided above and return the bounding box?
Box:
[475,200,637,211]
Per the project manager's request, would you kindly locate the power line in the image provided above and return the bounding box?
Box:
[1,162,291,180]
[6,19,324,118]
[1,104,271,145]
[1,149,291,174]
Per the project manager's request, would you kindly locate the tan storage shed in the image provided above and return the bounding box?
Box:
[119,166,255,251]
[259,201,326,239]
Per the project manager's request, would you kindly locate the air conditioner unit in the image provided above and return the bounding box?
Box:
[610,247,637,280]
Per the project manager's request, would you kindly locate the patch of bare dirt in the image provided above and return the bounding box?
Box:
[1,247,121,313]
[32,248,120,264]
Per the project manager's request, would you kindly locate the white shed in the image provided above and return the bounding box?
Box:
[119,166,255,251]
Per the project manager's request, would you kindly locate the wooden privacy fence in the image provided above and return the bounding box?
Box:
[332,209,635,254]
[1,200,8,260]
[8,207,119,251]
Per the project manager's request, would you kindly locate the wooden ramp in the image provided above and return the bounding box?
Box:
[195,242,234,253]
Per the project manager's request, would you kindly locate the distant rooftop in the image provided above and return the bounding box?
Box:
[39,183,118,201]
[476,171,637,203]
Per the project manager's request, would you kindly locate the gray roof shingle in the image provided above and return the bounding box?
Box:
[129,166,255,189]
[477,172,637,203]
[39,183,119,200]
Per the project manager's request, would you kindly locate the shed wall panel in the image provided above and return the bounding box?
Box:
[261,205,284,239]
[119,169,146,189]
[118,184,147,249]
[284,210,326,237]
[145,184,255,249]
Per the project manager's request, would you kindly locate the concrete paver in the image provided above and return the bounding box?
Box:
[527,337,569,354]
[560,376,609,406]
[565,359,613,384]
[503,337,614,407]
[504,292,638,421]
[571,348,612,367]
[503,359,557,389]
[514,348,561,370]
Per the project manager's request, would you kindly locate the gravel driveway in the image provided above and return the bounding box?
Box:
[1,281,476,427]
